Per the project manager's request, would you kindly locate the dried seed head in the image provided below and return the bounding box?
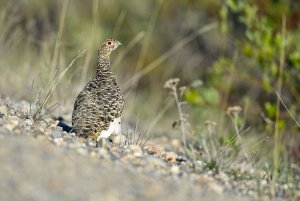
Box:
[204,120,217,134]
[204,120,217,127]
[164,78,180,89]
[226,106,242,116]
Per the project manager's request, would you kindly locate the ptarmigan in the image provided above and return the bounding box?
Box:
[72,38,124,144]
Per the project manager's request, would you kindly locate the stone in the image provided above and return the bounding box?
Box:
[3,116,20,131]
[110,133,126,146]
[209,182,224,194]
[170,165,180,174]
[128,144,143,157]
[145,145,163,156]
[163,152,177,163]
[51,130,63,138]
[0,105,8,117]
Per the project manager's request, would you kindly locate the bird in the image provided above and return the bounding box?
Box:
[71,38,124,144]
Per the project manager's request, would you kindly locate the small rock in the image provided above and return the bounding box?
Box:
[90,151,97,157]
[207,170,214,176]
[87,140,97,147]
[12,126,23,134]
[209,182,224,194]
[32,127,46,136]
[195,175,212,187]
[248,190,255,196]
[77,148,88,156]
[196,160,206,167]
[145,145,163,156]
[48,119,59,128]
[24,119,33,126]
[129,144,143,157]
[110,133,126,146]
[282,184,288,190]
[163,152,177,163]
[97,148,111,160]
[171,139,181,148]
[260,180,267,186]
[67,141,82,149]
[217,171,230,183]
[4,116,20,130]
[144,156,166,169]
[51,130,63,138]
[0,105,8,117]
[170,165,180,174]
[176,155,187,163]
[53,138,64,146]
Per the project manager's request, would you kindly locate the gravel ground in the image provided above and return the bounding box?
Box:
[0,134,248,201]
[0,96,298,201]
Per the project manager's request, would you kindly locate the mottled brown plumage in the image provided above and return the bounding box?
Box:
[72,38,124,142]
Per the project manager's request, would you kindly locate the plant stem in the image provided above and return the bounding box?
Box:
[172,86,187,149]
[273,15,286,184]
[232,114,253,167]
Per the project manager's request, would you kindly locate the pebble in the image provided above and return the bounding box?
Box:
[4,116,20,130]
[67,141,83,149]
[170,165,180,174]
[144,144,164,156]
[209,182,224,194]
[216,171,230,183]
[77,147,88,156]
[51,130,63,138]
[110,133,126,146]
[128,145,143,157]
[163,152,177,163]
[32,127,46,136]
[0,105,8,117]
[53,138,64,146]
[171,139,181,148]
[87,141,97,147]
[176,155,187,163]
[97,148,111,160]
[260,180,267,186]
[24,119,32,125]
[144,156,166,169]
[10,124,22,133]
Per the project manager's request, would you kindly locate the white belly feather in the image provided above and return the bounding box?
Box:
[98,117,121,140]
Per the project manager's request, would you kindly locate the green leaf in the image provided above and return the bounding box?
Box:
[201,87,220,105]
[183,89,204,105]
[264,102,276,119]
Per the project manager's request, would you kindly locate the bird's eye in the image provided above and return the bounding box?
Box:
[107,41,112,45]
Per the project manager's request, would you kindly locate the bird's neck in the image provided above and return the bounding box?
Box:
[95,50,114,79]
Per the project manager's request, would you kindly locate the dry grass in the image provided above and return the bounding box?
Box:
[31,50,85,123]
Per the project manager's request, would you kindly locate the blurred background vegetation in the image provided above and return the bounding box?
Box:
[0,0,300,186]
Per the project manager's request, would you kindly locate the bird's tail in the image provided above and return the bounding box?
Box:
[55,117,73,133]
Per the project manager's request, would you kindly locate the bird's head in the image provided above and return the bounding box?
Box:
[99,38,122,58]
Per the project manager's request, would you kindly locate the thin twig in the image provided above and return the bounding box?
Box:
[275,90,300,128]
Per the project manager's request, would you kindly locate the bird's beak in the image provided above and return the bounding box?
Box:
[118,41,122,46]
